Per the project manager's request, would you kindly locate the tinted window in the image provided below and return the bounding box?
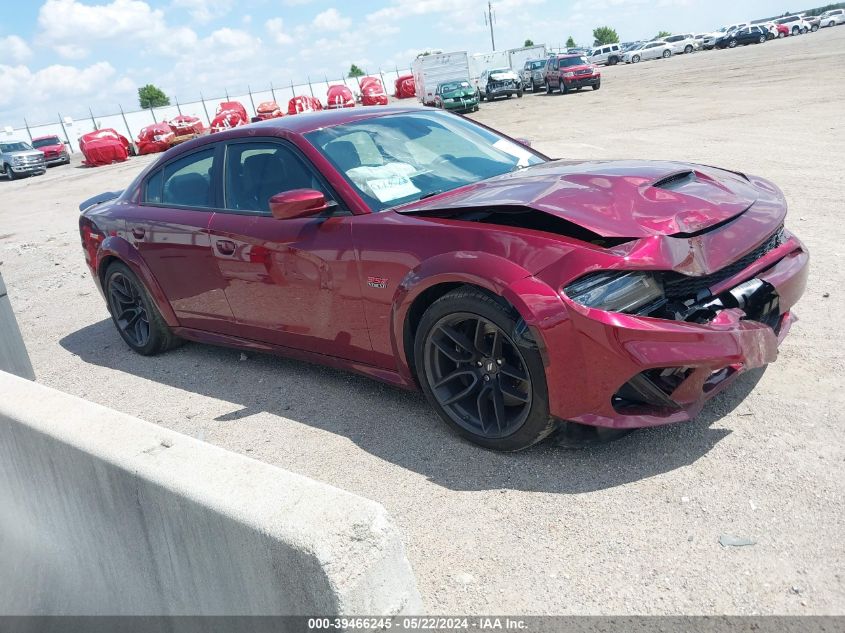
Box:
[223,141,330,214]
[145,169,164,204]
[560,57,587,67]
[155,148,215,208]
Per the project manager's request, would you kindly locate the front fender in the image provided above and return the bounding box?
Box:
[96,236,179,327]
[389,251,568,379]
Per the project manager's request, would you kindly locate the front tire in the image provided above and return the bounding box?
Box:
[811,24,819,32]
[592,79,601,90]
[758,35,766,43]
[792,26,799,35]
[684,45,693,54]
[662,49,671,58]
[632,54,641,63]
[414,287,556,451]
[3,163,16,181]
[728,39,738,48]
[104,261,181,356]
[545,80,552,94]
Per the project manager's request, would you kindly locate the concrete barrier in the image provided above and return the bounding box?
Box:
[0,271,34,380]
[0,371,421,615]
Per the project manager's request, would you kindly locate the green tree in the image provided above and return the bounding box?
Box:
[592,26,619,46]
[565,35,576,48]
[348,64,365,78]
[137,84,170,109]
[524,38,534,46]
[654,30,672,39]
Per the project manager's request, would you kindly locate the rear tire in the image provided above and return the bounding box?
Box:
[517,89,523,98]
[811,24,819,32]
[608,56,618,65]
[104,261,181,356]
[792,26,799,35]
[545,80,552,94]
[414,287,557,451]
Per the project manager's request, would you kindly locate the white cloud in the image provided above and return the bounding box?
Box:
[0,36,32,63]
[172,0,233,23]
[266,17,294,45]
[313,8,352,32]
[0,61,135,118]
[36,0,197,59]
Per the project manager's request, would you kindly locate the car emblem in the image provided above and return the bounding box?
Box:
[367,276,388,289]
[486,361,495,372]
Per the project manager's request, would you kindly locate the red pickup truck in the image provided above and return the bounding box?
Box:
[543,54,601,94]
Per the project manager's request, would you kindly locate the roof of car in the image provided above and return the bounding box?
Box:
[240,105,427,135]
[32,135,61,141]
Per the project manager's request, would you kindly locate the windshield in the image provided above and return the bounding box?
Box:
[305,112,545,212]
[440,81,471,92]
[490,68,511,75]
[560,56,588,67]
[0,142,33,152]
[528,60,546,70]
[32,137,61,148]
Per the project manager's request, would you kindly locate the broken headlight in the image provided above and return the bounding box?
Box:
[564,272,664,314]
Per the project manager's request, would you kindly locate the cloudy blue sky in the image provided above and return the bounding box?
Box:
[2,0,787,126]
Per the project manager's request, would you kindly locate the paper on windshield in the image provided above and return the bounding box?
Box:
[493,139,533,168]
[347,163,421,203]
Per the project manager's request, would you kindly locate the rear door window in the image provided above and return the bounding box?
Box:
[143,147,216,208]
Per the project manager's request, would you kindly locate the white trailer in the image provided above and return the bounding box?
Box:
[412,51,471,106]
[468,50,511,90]
[508,45,548,73]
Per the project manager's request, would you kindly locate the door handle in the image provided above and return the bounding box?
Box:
[131,227,145,240]
[215,239,236,256]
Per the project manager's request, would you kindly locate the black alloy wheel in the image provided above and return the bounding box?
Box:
[107,270,151,348]
[415,288,556,451]
[104,261,181,355]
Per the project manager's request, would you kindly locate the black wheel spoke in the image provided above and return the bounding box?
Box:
[438,324,476,357]
[433,368,476,389]
[430,334,469,363]
[491,384,506,432]
[500,362,527,381]
[500,380,530,403]
[441,374,480,406]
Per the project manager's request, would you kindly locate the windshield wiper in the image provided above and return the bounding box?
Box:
[418,190,443,200]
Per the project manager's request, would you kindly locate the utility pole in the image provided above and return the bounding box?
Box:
[484,1,496,51]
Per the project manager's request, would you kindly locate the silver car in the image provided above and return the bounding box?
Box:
[0,141,46,180]
[521,59,548,91]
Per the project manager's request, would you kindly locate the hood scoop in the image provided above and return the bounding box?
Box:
[652,170,696,190]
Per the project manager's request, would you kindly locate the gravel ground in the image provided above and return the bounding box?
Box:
[1,28,844,615]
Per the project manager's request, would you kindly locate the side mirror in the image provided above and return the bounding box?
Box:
[269,189,330,220]
[515,137,532,147]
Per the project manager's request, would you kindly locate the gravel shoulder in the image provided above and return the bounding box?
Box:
[1,28,843,615]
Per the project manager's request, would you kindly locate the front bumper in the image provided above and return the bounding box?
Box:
[536,239,809,429]
[444,98,479,112]
[43,153,69,165]
[11,162,46,175]
[563,75,600,88]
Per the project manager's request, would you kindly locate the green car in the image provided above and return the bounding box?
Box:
[434,80,479,113]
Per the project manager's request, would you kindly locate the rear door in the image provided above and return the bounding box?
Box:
[126,145,235,332]
[207,138,372,361]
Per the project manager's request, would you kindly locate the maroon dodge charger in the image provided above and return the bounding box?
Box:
[79,107,808,450]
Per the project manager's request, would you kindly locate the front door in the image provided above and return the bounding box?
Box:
[207,139,372,361]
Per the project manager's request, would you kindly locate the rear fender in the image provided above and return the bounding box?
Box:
[96,236,179,327]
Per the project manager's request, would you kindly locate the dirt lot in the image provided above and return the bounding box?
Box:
[2,28,844,614]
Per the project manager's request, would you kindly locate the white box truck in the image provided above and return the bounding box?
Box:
[508,44,547,74]
[412,51,472,106]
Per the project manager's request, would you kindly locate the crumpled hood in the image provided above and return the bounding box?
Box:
[489,71,519,81]
[443,88,476,98]
[399,159,781,238]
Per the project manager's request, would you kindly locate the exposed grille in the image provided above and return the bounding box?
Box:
[18,155,45,166]
[576,68,592,76]
[663,227,784,299]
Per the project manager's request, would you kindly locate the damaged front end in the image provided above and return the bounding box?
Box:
[547,222,808,428]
